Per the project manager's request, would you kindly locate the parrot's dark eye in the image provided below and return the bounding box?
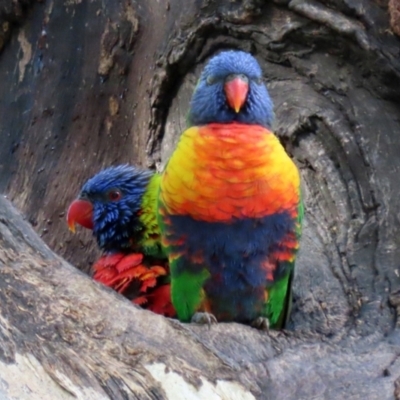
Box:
[108,189,122,201]
[206,75,216,85]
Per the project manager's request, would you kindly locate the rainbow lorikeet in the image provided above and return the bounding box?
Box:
[67,165,175,317]
[158,50,303,330]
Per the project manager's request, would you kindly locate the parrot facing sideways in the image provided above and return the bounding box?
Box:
[158,50,303,330]
[67,165,175,317]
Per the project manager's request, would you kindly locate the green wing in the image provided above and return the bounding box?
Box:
[265,187,304,329]
[138,173,165,259]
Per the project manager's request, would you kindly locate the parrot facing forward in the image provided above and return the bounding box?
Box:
[158,50,303,329]
[67,165,175,317]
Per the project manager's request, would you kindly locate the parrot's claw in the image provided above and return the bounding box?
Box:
[251,317,270,331]
[191,312,218,327]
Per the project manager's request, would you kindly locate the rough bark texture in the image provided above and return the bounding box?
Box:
[1,0,400,399]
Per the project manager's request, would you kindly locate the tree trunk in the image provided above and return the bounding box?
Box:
[1,0,400,398]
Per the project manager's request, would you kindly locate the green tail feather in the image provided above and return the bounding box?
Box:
[170,267,210,322]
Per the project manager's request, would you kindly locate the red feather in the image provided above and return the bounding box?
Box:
[91,252,175,317]
[133,296,148,306]
[93,253,124,270]
[92,254,125,285]
[115,253,143,273]
[145,285,175,317]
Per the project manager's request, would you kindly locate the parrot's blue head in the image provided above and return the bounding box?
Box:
[67,165,153,253]
[187,50,274,128]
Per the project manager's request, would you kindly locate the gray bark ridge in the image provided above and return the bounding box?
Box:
[1,193,399,400]
[0,197,257,400]
[0,188,399,399]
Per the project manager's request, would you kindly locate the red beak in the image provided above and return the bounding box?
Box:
[67,199,94,232]
[224,74,249,113]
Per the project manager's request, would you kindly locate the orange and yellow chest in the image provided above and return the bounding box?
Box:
[161,123,300,222]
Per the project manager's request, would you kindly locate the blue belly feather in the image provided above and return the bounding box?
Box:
[167,211,294,321]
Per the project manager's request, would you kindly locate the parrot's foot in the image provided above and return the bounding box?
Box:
[191,312,218,326]
[251,317,270,331]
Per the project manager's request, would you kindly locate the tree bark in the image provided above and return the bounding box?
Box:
[1,0,400,398]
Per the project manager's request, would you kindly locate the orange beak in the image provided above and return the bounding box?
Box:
[224,74,249,113]
[67,199,94,232]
